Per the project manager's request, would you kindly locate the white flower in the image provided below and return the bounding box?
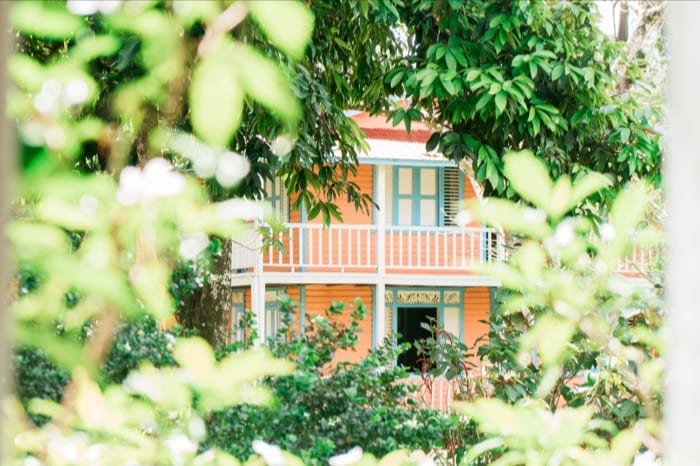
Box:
[632,451,658,466]
[270,135,294,156]
[454,210,472,227]
[329,447,363,466]
[599,223,615,242]
[188,417,207,442]
[523,207,547,223]
[79,195,99,215]
[408,450,436,466]
[217,199,265,221]
[23,456,42,466]
[142,158,186,197]
[215,151,250,188]
[44,125,66,150]
[168,132,250,183]
[165,433,197,458]
[124,372,160,401]
[117,158,185,205]
[179,233,209,260]
[165,333,176,351]
[252,440,284,466]
[553,218,575,246]
[62,78,90,106]
[33,79,62,115]
[67,0,121,15]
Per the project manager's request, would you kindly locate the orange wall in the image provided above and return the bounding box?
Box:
[464,287,491,369]
[303,284,373,364]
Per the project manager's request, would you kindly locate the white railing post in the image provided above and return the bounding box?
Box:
[375,166,387,348]
[251,223,265,345]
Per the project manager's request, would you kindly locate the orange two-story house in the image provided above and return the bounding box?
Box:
[228,112,502,370]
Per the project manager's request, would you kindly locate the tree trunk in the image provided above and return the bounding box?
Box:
[176,239,233,348]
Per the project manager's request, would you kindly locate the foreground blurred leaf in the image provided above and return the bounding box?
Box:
[504,150,553,209]
[190,41,243,148]
[237,45,301,124]
[247,0,314,60]
[11,2,84,39]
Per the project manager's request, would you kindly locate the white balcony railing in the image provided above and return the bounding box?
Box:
[231,223,501,274]
[231,222,661,278]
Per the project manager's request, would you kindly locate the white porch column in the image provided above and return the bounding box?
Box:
[251,227,266,345]
[374,165,387,347]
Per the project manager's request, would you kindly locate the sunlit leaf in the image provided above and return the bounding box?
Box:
[10,2,84,40]
[521,314,575,366]
[8,55,45,92]
[248,1,314,60]
[236,45,301,124]
[569,172,612,207]
[609,181,650,235]
[503,150,553,209]
[69,35,121,63]
[473,198,552,239]
[190,42,243,148]
[174,337,217,380]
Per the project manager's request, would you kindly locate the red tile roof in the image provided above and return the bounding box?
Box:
[351,112,432,143]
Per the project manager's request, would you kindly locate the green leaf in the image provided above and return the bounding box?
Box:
[465,69,481,82]
[426,132,441,152]
[521,314,575,366]
[551,64,564,80]
[476,198,552,239]
[609,181,649,235]
[247,0,314,60]
[10,2,84,40]
[620,127,631,143]
[175,337,216,381]
[569,172,611,207]
[494,91,507,114]
[548,175,572,220]
[445,51,457,72]
[69,35,121,63]
[503,150,553,208]
[236,45,301,124]
[389,70,404,89]
[8,55,45,92]
[189,42,243,148]
[475,93,492,111]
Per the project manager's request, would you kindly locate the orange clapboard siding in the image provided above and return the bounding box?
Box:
[268,164,487,275]
[270,165,373,273]
[303,284,373,364]
[464,287,491,370]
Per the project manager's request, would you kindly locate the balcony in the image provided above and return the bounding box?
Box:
[230,222,660,287]
[231,223,502,286]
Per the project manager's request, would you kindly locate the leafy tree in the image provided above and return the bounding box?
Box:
[13,1,403,346]
[387,0,662,197]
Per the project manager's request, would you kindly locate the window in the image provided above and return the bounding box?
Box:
[385,166,462,226]
[230,290,246,343]
[264,176,289,222]
[264,288,286,339]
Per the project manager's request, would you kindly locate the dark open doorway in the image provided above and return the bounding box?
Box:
[396,306,438,372]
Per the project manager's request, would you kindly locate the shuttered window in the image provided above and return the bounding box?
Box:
[385,166,462,226]
[264,176,289,222]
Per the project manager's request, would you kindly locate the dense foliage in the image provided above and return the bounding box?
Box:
[417,152,663,464]
[15,298,461,464]
[387,1,662,197]
[207,299,458,464]
[6,1,666,465]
